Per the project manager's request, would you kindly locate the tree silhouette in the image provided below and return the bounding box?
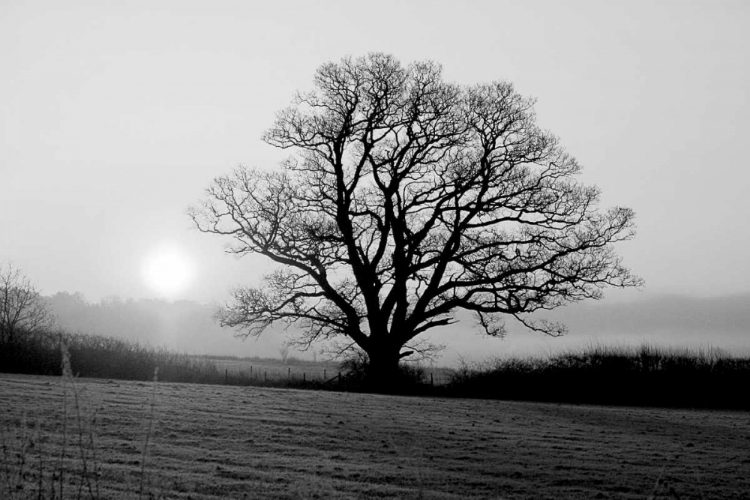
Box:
[0,263,55,342]
[191,53,642,386]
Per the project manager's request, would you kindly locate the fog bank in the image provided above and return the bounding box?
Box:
[46,291,750,366]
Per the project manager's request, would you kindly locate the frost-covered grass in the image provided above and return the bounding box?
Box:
[2,371,748,499]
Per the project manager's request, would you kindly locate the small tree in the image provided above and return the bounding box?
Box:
[191,54,642,387]
[0,263,55,342]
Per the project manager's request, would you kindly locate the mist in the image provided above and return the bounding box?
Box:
[46,292,286,359]
[47,291,750,365]
[426,293,750,364]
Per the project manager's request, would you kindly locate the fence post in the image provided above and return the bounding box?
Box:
[303,372,306,382]
[250,366,253,378]
[225,369,228,384]
[288,367,291,380]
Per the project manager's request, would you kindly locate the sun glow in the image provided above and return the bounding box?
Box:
[141,243,195,298]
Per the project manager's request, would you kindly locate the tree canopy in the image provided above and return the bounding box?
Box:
[191,53,642,382]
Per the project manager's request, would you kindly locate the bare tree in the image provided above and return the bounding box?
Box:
[190,54,642,385]
[0,263,55,342]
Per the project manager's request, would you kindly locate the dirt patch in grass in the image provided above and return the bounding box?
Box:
[1,373,748,499]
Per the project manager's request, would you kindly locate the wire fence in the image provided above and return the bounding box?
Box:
[209,357,455,387]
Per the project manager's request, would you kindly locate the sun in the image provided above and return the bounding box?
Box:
[141,243,195,298]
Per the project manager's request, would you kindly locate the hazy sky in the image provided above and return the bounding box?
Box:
[2,1,749,311]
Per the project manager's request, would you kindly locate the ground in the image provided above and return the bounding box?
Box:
[1,373,748,499]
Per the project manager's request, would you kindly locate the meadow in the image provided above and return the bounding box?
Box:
[2,372,749,499]
[2,331,750,497]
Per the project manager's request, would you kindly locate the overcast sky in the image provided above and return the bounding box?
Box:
[2,1,749,356]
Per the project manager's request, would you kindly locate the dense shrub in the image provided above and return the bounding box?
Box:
[0,329,220,383]
[447,344,750,409]
[0,330,61,376]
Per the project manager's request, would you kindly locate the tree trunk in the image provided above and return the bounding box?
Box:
[365,343,403,393]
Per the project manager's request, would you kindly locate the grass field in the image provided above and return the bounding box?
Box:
[2,373,749,499]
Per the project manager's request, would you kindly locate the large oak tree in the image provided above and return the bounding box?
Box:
[191,54,641,384]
